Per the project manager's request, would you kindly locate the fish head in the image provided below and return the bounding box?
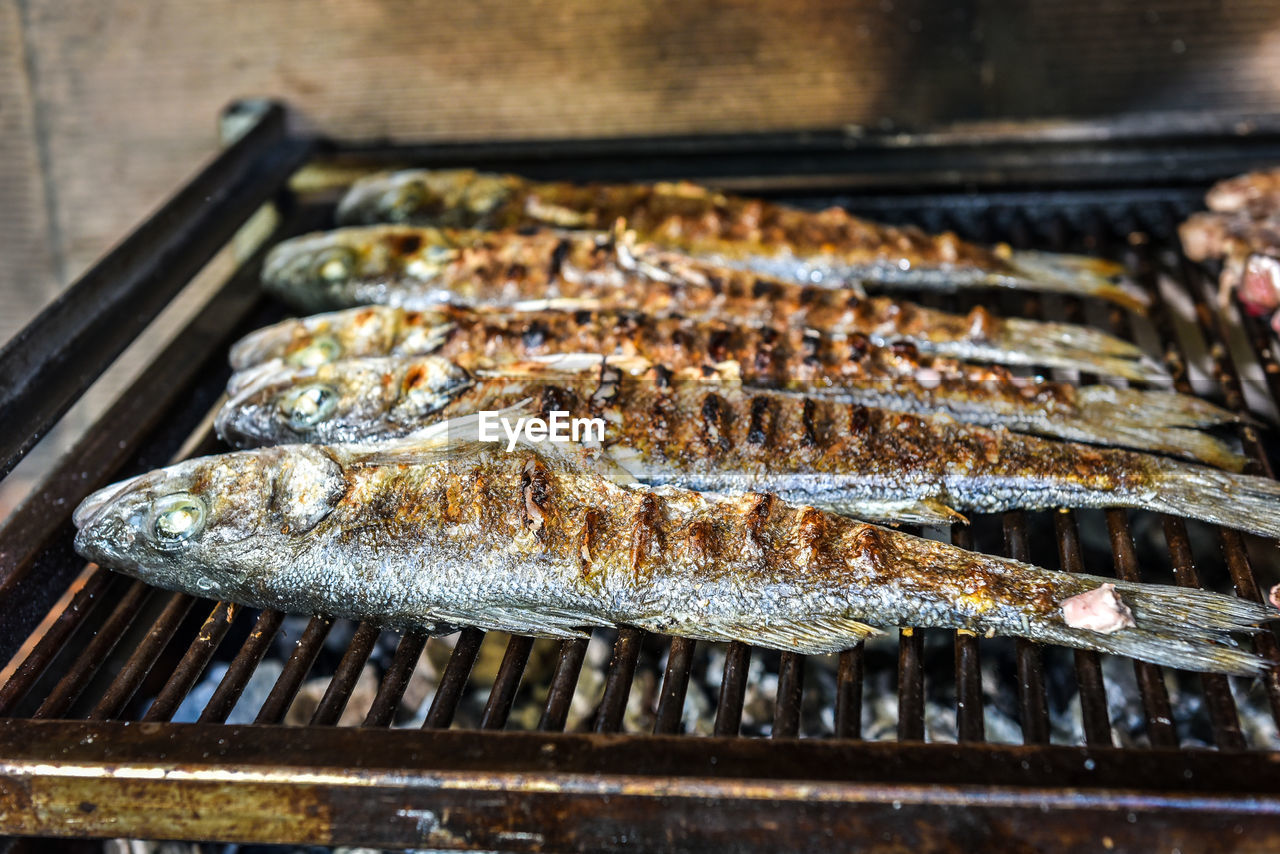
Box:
[335,169,520,227]
[217,356,475,447]
[72,446,346,602]
[228,305,457,371]
[261,226,462,312]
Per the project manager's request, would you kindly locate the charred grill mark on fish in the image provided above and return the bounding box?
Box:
[72,438,1276,674]
[216,356,1280,538]
[229,304,1236,468]
[334,169,1146,311]
[259,226,1161,381]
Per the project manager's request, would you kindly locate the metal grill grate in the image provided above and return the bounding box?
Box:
[1,102,1280,850]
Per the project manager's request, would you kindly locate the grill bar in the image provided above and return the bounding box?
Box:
[33,580,152,719]
[595,627,645,733]
[834,645,864,739]
[363,629,429,728]
[480,634,536,730]
[254,615,334,724]
[310,621,382,726]
[539,636,589,732]
[1,113,1279,846]
[950,525,985,744]
[1054,513,1112,747]
[0,566,116,716]
[198,608,285,724]
[653,637,696,735]
[1105,509,1178,748]
[424,627,485,729]
[712,640,751,737]
[0,198,329,668]
[142,600,238,723]
[87,591,196,721]
[1004,513,1051,745]
[773,652,804,738]
[6,720,1280,850]
[897,629,925,741]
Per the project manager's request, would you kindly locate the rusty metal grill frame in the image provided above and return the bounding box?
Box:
[2,101,1280,850]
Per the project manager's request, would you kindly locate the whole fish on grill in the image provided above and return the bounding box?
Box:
[334,169,1146,311]
[262,225,1163,381]
[72,429,1273,675]
[230,304,1241,468]
[215,355,1280,537]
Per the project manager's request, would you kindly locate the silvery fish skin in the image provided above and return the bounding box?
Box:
[215,355,1280,537]
[261,225,1164,382]
[72,436,1272,674]
[334,168,1148,312]
[229,304,1240,468]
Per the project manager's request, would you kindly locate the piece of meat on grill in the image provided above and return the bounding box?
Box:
[1206,167,1280,216]
[1178,210,1280,318]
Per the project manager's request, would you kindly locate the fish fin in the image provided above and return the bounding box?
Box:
[634,615,879,654]
[1003,250,1150,314]
[1143,461,1280,539]
[1033,573,1275,676]
[343,400,542,464]
[430,607,602,640]
[817,497,968,527]
[963,318,1168,382]
[1076,386,1238,429]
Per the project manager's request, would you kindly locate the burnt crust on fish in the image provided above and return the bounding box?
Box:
[216,356,1280,537]
[334,169,1145,311]
[261,225,1163,381]
[229,304,1237,467]
[72,437,1275,674]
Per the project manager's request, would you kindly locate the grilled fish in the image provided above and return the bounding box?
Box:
[72,431,1272,674]
[215,355,1280,537]
[262,225,1163,381]
[334,169,1146,311]
[230,305,1240,468]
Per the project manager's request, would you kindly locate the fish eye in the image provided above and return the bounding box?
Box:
[150,493,207,546]
[312,247,356,282]
[286,335,342,368]
[280,384,339,430]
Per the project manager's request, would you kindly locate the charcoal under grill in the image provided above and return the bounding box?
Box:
[2,101,1280,852]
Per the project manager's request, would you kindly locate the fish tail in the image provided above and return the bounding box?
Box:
[1028,573,1274,676]
[1077,386,1238,429]
[1063,387,1244,469]
[1144,461,1280,538]
[964,318,1167,382]
[1004,250,1151,314]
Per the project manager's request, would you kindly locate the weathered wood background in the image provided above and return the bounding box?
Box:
[4,0,1280,340]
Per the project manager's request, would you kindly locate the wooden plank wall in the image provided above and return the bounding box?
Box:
[4,0,1280,330]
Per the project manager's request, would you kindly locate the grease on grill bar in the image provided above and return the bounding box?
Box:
[3,192,1278,752]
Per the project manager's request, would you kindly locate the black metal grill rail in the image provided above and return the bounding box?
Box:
[1,102,1280,850]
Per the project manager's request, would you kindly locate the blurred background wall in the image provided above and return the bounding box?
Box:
[5,0,1280,343]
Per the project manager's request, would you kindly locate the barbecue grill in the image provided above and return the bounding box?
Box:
[2,100,1280,851]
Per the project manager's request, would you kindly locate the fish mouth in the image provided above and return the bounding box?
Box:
[72,473,145,531]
